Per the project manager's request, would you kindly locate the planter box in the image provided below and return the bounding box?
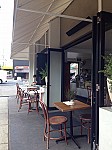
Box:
[99,107,112,150]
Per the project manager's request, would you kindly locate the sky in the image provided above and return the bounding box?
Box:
[0,0,14,66]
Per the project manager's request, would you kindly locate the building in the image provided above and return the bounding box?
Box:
[11,1,112,149]
[13,60,29,80]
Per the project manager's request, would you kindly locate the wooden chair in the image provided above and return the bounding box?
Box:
[18,88,29,112]
[39,100,68,149]
[87,86,91,104]
[79,113,91,143]
[27,91,39,114]
[16,83,20,103]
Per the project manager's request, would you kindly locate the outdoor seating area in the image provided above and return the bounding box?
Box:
[8,84,91,150]
[15,83,40,114]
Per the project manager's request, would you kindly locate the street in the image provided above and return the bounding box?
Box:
[0,79,24,97]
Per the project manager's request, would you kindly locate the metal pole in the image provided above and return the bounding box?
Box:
[99,12,105,107]
[95,15,100,148]
[17,8,92,22]
[91,16,97,150]
[61,50,65,101]
[47,48,50,108]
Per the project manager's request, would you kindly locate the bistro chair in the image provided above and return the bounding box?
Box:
[27,90,39,114]
[16,83,20,103]
[18,88,29,112]
[39,100,68,149]
[79,113,91,143]
[87,86,91,104]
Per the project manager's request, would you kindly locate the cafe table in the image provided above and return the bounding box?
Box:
[19,86,39,110]
[54,100,90,149]
[20,85,38,94]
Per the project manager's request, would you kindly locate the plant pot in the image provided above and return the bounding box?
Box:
[107,78,112,102]
[45,76,47,85]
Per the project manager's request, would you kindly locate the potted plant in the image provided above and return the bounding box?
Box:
[39,64,47,85]
[99,54,112,102]
[65,88,76,101]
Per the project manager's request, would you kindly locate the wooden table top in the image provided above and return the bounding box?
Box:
[54,100,90,112]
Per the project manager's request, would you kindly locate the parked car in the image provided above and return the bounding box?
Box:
[0,70,7,83]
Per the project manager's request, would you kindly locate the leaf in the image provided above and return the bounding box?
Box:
[65,88,76,100]
[99,54,112,88]
[39,64,47,80]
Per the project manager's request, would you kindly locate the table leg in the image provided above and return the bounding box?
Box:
[56,111,80,149]
[68,111,80,149]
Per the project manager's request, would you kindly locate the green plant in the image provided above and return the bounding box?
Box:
[65,88,76,100]
[100,54,112,79]
[99,54,112,90]
[39,64,47,80]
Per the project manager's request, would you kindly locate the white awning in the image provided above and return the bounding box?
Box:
[11,0,74,60]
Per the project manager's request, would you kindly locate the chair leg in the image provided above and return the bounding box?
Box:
[80,119,83,135]
[88,128,91,144]
[43,123,47,141]
[47,124,50,149]
[60,124,63,137]
[17,96,19,104]
[16,94,19,103]
[28,101,31,114]
[36,100,39,113]
[64,123,68,145]
[18,100,22,112]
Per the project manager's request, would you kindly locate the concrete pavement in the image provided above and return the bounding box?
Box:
[0,80,91,150]
[0,97,8,150]
[0,80,16,150]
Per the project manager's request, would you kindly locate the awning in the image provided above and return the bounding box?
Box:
[11,0,73,60]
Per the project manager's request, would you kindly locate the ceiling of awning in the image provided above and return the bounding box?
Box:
[11,0,74,60]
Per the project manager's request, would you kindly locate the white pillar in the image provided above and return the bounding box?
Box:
[98,0,103,12]
[29,45,36,85]
[48,17,62,106]
[49,17,60,48]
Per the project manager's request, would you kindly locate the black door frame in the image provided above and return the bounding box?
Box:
[91,11,112,149]
[62,11,112,150]
[44,48,63,108]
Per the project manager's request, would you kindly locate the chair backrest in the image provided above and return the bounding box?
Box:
[18,88,28,99]
[16,83,20,94]
[18,88,24,99]
[35,92,39,100]
[87,86,91,99]
[16,83,19,87]
[39,100,49,123]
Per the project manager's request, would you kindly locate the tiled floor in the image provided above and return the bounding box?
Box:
[8,96,91,150]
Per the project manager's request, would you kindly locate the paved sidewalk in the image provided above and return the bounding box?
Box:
[0,81,16,150]
[0,82,91,150]
[0,97,8,150]
[8,96,91,150]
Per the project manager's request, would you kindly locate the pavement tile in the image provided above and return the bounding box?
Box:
[0,113,8,125]
[0,109,8,114]
[0,144,8,150]
[0,125,8,144]
[0,98,8,103]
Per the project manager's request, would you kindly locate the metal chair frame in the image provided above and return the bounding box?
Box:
[79,113,91,143]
